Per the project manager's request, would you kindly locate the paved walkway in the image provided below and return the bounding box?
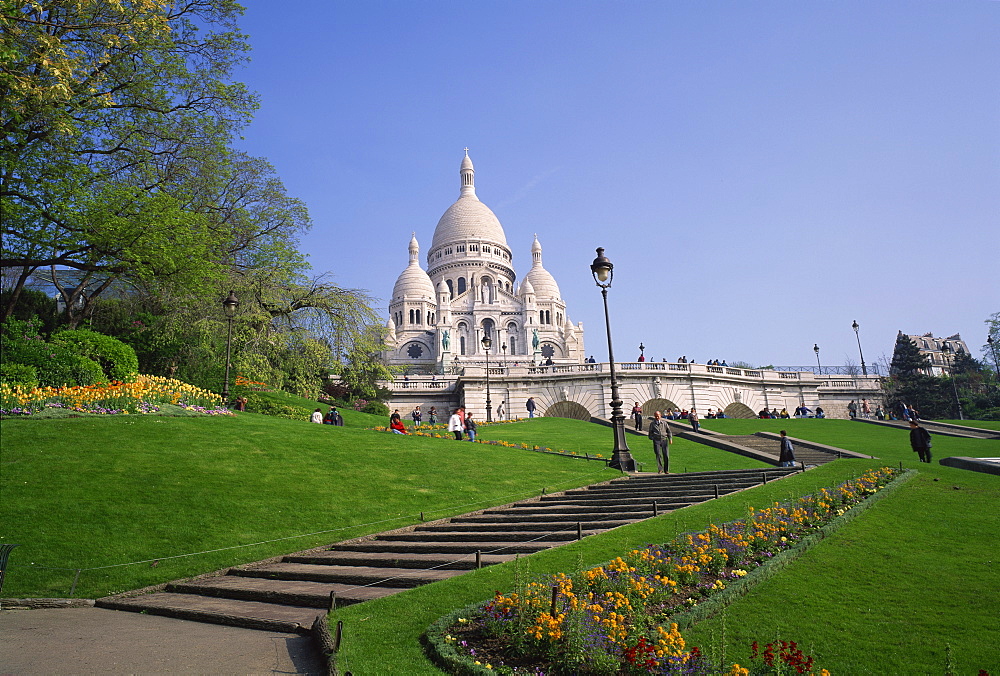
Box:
[0,607,325,675]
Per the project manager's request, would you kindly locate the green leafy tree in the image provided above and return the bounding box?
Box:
[0,1,315,321]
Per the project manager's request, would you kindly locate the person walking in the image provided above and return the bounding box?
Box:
[464,413,478,442]
[909,420,933,463]
[497,400,505,420]
[648,411,673,473]
[847,400,858,419]
[448,409,464,440]
[631,402,643,431]
[526,397,536,418]
[688,407,700,433]
[778,430,796,467]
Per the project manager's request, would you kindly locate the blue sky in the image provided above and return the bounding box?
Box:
[233,1,999,369]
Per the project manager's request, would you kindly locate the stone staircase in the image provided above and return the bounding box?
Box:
[724,434,852,466]
[854,418,1000,440]
[96,467,799,634]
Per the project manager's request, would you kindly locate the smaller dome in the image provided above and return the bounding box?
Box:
[519,278,535,297]
[524,236,561,299]
[392,236,436,301]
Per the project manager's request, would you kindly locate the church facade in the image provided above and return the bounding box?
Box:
[385,151,584,372]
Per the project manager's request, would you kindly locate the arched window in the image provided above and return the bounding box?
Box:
[482,319,495,345]
[416,309,422,325]
[460,336,466,355]
[510,336,517,354]
[539,310,544,324]
[446,279,454,298]
[457,277,467,295]
[409,309,414,324]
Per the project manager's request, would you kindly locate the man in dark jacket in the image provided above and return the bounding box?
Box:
[909,420,933,463]
[648,411,673,474]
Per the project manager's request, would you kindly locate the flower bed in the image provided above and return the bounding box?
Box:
[426,467,905,674]
[0,375,229,416]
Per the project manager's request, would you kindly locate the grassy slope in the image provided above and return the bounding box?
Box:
[940,419,1000,432]
[332,420,1000,675]
[0,415,762,598]
[475,417,772,473]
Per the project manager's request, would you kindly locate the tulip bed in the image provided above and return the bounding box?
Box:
[0,375,228,416]
[428,467,902,675]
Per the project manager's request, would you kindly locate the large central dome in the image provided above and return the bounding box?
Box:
[430,152,509,251]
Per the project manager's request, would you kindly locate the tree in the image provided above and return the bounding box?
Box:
[0,0,277,319]
[889,332,930,377]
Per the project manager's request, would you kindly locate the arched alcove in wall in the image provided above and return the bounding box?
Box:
[641,398,679,417]
[544,401,591,421]
[724,402,756,419]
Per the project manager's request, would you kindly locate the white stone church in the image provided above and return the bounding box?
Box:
[384,151,585,372]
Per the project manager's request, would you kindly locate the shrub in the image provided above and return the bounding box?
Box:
[244,393,308,420]
[51,329,139,382]
[0,363,38,389]
[1,320,106,387]
[361,399,389,416]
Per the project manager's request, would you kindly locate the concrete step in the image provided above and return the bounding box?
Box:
[448,513,646,525]
[417,518,639,532]
[283,550,517,570]
[97,593,323,634]
[231,562,465,588]
[554,481,768,499]
[327,540,563,555]
[529,490,748,506]
[374,530,597,543]
[166,575,396,607]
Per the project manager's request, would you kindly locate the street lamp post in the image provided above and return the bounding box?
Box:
[221,291,239,405]
[851,320,868,376]
[591,248,636,472]
[942,343,964,420]
[482,334,493,422]
[501,341,507,369]
[813,344,822,376]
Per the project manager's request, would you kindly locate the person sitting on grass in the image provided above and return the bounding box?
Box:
[389,418,409,434]
[310,408,323,424]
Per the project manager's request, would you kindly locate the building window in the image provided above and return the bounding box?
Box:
[446,279,454,298]
[483,245,491,253]
[409,309,414,324]
[457,277,466,295]
[407,343,424,359]
[445,247,452,255]
[460,336,466,355]
[510,336,516,354]
[470,244,479,252]
[457,244,466,253]
[416,309,422,325]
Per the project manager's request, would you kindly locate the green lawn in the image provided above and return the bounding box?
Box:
[0,415,764,599]
[940,419,1000,432]
[474,417,772,474]
[3,413,997,673]
[0,414,616,598]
